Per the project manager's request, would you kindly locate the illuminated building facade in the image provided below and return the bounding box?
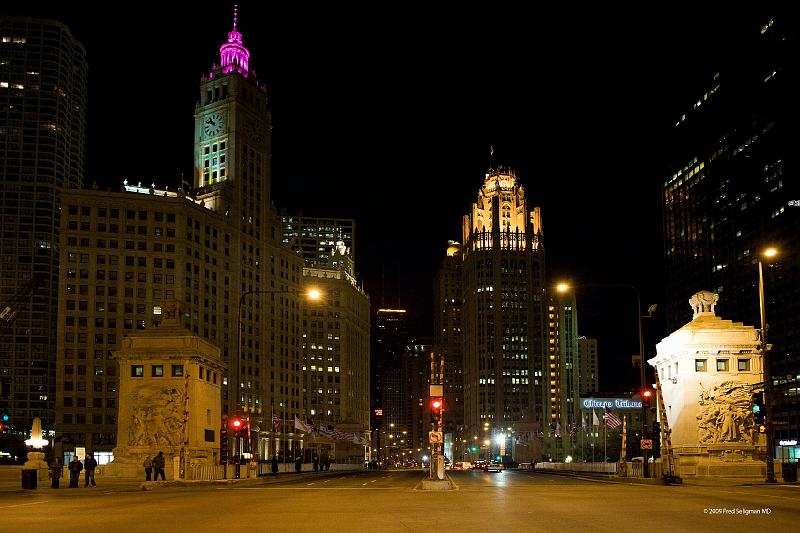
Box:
[54,10,306,460]
[300,242,370,440]
[545,292,579,447]
[460,167,545,454]
[0,16,87,437]
[663,17,799,443]
[433,241,464,455]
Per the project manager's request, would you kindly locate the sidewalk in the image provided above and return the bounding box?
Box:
[537,469,795,487]
[0,468,350,494]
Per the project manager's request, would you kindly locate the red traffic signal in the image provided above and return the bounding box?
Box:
[231,418,243,430]
[642,390,653,400]
[431,398,443,411]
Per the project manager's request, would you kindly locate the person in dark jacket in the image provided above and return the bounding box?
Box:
[50,457,62,489]
[84,453,98,486]
[295,456,302,473]
[68,457,82,488]
[152,451,166,481]
[271,455,279,476]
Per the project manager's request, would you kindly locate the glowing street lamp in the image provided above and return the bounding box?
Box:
[758,246,779,483]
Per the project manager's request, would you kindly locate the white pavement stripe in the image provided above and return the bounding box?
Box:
[0,501,49,509]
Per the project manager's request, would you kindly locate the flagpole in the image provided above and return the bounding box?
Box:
[592,409,597,463]
[603,412,607,463]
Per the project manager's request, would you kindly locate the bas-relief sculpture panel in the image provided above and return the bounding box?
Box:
[127,385,186,447]
[696,380,756,446]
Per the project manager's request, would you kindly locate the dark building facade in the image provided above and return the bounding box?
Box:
[663,17,799,446]
[433,241,465,457]
[0,16,87,437]
[372,308,408,459]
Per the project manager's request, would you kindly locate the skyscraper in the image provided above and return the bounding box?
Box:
[0,16,87,437]
[54,9,305,461]
[289,220,371,460]
[372,308,408,460]
[460,167,545,456]
[544,291,579,459]
[433,241,464,455]
[662,17,799,444]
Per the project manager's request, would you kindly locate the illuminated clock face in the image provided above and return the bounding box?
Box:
[203,113,224,137]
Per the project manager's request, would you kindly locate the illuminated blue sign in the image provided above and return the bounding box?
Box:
[582,398,642,410]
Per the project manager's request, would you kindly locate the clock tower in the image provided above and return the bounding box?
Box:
[193,6,281,426]
[194,5,271,224]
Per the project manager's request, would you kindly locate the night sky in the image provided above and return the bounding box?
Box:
[7,2,776,391]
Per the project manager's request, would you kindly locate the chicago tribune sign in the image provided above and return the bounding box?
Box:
[582,398,642,410]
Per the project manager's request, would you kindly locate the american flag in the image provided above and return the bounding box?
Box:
[604,411,622,429]
[568,423,577,437]
[272,411,281,432]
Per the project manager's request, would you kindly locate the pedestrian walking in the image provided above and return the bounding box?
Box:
[152,451,166,481]
[313,455,319,472]
[295,456,302,473]
[68,456,82,488]
[50,457,62,489]
[143,456,153,481]
[271,455,278,476]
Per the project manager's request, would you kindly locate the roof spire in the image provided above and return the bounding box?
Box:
[216,3,250,77]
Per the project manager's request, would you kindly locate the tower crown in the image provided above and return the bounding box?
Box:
[216,4,251,78]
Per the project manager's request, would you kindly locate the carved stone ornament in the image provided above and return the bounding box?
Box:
[128,385,186,447]
[689,290,720,318]
[696,381,756,445]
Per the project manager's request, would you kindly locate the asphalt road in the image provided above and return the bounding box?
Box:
[1,469,798,533]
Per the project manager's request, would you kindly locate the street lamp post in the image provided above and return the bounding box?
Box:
[758,247,778,484]
[235,287,321,467]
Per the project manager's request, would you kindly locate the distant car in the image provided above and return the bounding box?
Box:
[471,460,487,470]
[482,462,505,472]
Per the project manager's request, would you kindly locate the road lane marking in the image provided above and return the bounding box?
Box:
[0,501,49,509]
[306,483,315,486]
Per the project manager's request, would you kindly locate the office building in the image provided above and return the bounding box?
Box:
[577,337,599,395]
[460,167,546,456]
[54,10,306,460]
[433,241,464,456]
[0,16,87,437]
[662,17,799,445]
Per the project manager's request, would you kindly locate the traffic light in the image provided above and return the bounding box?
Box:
[758,424,767,434]
[471,446,478,453]
[430,397,443,427]
[642,389,653,404]
[231,418,243,437]
[752,392,765,424]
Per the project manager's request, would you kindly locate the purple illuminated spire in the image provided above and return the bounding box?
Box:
[219,4,250,77]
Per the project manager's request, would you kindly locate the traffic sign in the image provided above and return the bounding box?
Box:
[640,439,653,450]
[429,431,443,444]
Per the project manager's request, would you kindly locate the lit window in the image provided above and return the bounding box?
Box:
[737,359,750,371]
[716,359,729,372]
[695,359,707,372]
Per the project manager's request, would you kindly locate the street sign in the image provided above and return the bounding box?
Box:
[640,439,653,450]
[429,431,443,444]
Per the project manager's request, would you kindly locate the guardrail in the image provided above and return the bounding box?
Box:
[535,462,618,474]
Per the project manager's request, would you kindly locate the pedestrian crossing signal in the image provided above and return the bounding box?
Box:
[758,424,766,434]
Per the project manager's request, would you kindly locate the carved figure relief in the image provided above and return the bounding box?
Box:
[127,385,186,447]
[696,381,755,445]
